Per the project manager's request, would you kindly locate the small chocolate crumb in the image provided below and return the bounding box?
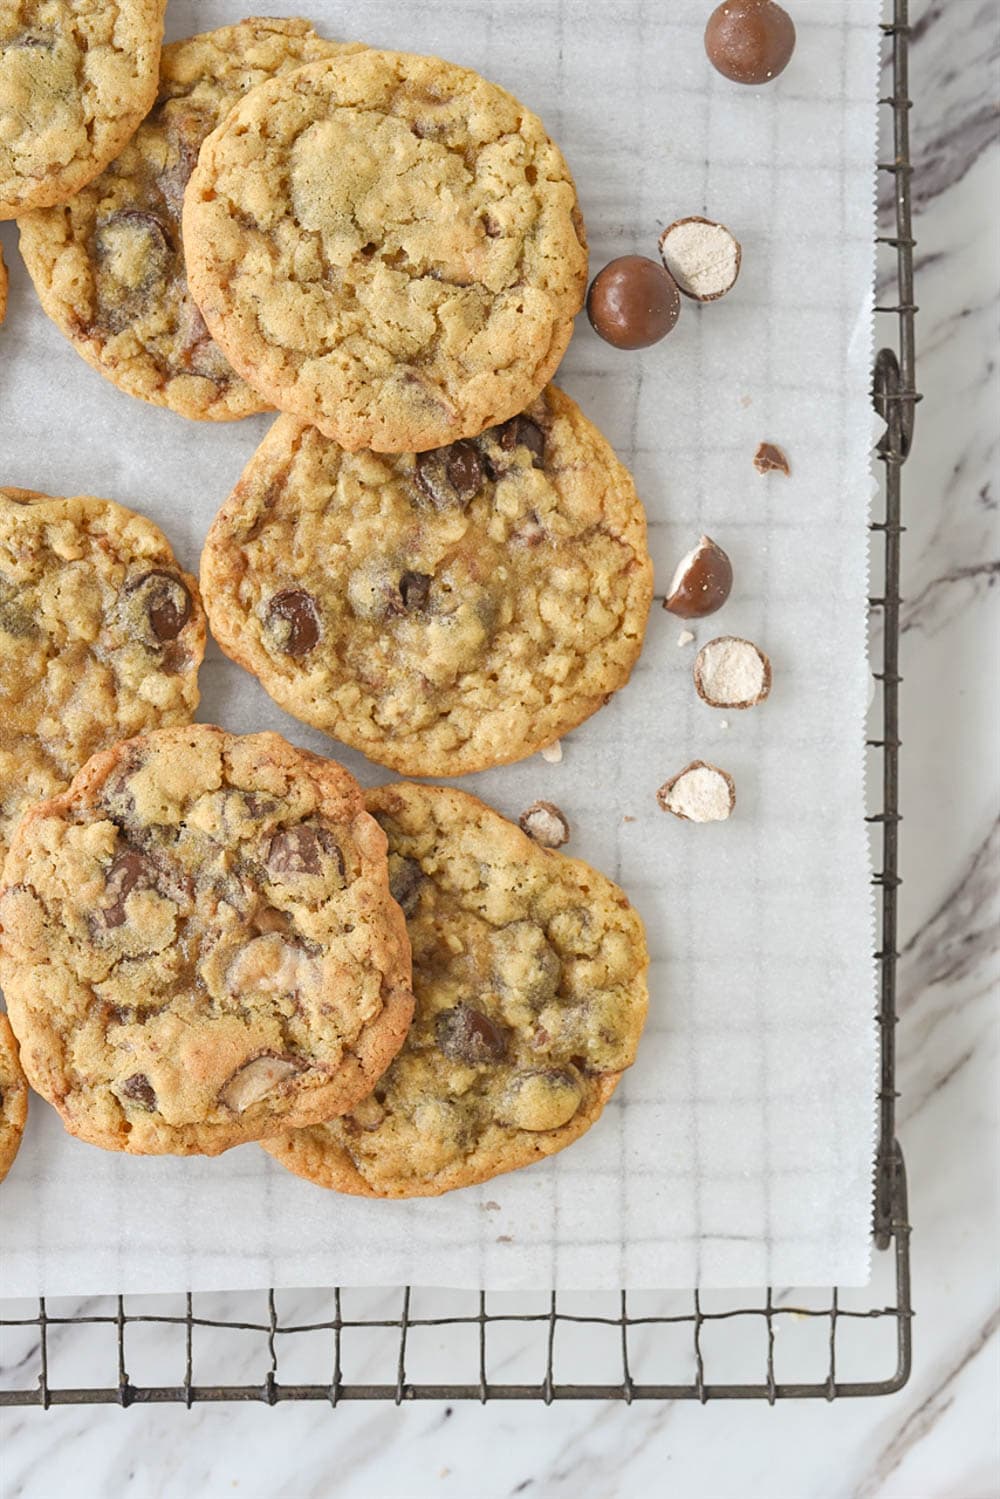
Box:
[754,442,790,475]
[518,800,570,848]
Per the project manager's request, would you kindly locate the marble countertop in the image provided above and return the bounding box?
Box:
[1,0,997,1493]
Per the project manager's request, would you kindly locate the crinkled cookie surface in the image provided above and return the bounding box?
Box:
[0,726,414,1154]
[1,0,165,218]
[201,386,652,776]
[183,49,588,451]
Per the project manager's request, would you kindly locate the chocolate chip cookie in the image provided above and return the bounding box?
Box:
[0,1,165,219]
[263,781,648,1197]
[0,1015,28,1183]
[17,18,360,420]
[200,386,653,776]
[0,726,415,1155]
[182,49,587,451]
[0,487,205,865]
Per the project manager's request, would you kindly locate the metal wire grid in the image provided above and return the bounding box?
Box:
[0,0,918,1406]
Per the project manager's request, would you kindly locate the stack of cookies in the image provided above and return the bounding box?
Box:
[0,14,653,1198]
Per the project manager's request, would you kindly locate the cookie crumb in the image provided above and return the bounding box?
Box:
[519,800,570,848]
[483,1200,501,1212]
[540,740,563,763]
[677,629,695,648]
[657,761,735,822]
[754,441,790,475]
[623,814,637,823]
[497,1234,514,1243]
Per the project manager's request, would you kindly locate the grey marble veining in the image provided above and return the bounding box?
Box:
[1,0,998,1492]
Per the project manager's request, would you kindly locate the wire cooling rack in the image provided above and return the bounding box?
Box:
[0,0,917,1406]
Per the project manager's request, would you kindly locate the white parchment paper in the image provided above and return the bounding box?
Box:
[0,0,881,1295]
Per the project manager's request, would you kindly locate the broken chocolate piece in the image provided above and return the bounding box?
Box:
[268,826,321,876]
[119,1073,157,1110]
[663,536,733,618]
[497,416,546,465]
[754,442,790,475]
[657,761,736,822]
[101,851,154,927]
[518,800,570,848]
[658,217,742,302]
[415,442,484,509]
[694,636,772,709]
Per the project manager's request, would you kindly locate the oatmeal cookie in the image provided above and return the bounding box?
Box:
[0,1,165,218]
[263,781,649,1196]
[0,725,414,1155]
[200,386,652,776]
[0,487,204,864]
[182,48,587,451]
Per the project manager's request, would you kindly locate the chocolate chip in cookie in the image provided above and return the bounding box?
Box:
[415,443,485,510]
[265,589,320,656]
[388,855,425,915]
[436,1004,510,1064]
[119,1072,158,1110]
[127,570,192,643]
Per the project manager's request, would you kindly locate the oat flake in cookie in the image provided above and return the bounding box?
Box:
[263,782,649,1197]
[17,19,361,421]
[0,726,414,1155]
[0,1015,28,1184]
[182,49,588,452]
[201,386,653,778]
[0,487,205,865]
[0,1,165,219]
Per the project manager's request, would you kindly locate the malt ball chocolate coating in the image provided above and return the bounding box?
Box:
[704,1,796,85]
[587,256,681,350]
